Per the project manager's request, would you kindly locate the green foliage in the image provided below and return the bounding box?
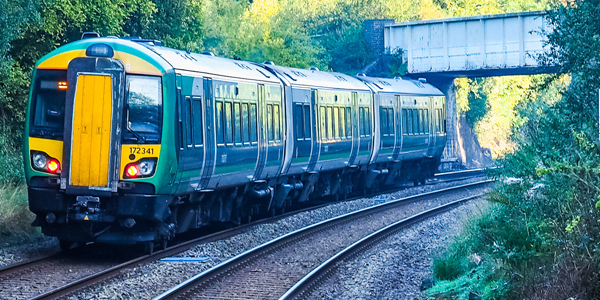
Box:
[0,184,37,239]
[387,48,407,78]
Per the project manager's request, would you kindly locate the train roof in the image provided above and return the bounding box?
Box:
[356,76,444,96]
[149,46,281,84]
[262,64,372,92]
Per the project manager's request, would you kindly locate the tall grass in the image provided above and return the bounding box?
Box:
[0,183,37,238]
[0,128,39,242]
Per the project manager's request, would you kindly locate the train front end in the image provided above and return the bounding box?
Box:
[23,38,175,246]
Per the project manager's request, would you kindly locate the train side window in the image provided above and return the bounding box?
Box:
[184,97,193,148]
[345,107,352,138]
[320,106,327,140]
[225,102,233,144]
[274,104,281,141]
[250,103,258,142]
[411,109,419,134]
[437,109,442,133]
[359,107,365,137]
[333,107,339,139]
[424,109,429,133]
[388,108,394,136]
[338,107,345,138]
[192,97,203,146]
[267,104,274,142]
[402,109,408,135]
[216,101,224,144]
[365,107,371,136]
[380,107,388,136]
[234,102,241,144]
[327,106,333,140]
[294,105,303,140]
[303,105,311,140]
[242,103,249,144]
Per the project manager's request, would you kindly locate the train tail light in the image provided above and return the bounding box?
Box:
[31,152,61,174]
[126,164,140,178]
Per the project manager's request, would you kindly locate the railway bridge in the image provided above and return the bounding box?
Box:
[364,11,556,167]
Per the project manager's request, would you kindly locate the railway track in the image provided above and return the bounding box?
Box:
[153,180,491,300]
[0,171,488,299]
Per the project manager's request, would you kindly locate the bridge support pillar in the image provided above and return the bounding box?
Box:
[427,77,459,163]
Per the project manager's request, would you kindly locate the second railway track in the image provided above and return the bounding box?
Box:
[0,172,488,300]
[155,180,492,300]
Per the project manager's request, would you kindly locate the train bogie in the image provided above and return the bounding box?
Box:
[23,34,447,246]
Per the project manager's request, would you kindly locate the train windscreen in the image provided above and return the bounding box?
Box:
[29,70,68,140]
[124,75,163,143]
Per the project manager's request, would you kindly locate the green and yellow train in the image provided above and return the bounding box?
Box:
[24,34,446,249]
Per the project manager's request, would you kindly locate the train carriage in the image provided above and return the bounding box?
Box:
[23,35,447,249]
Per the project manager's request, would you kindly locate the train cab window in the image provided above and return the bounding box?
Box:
[242,103,250,143]
[30,70,68,139]
[234,102,242,144]
[216,101,224,144]
[304,105,311,140]
[192,97,203,146]
[267,104,274,142]
[320,106,327,140]
[380,107,388,136]
[125,75,162,143]
[345,107,352,138]
[225,102,233,144]
[294,105,303,139]
[338,107,345,138]
[274,104,281,141]
[250,103,258,142]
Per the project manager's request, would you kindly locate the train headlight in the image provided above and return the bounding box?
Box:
[124,158,157,179]
[32,152,47,170]
[138,159,156,176]
[31,151,61,174]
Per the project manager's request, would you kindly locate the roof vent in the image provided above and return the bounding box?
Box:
[356,73,366,77]
[81,32,100,40]
[264,61,275,65]
[202,52,215,56]
[120,36,162,46]
[309,67,319,71]
[418,78,427,82]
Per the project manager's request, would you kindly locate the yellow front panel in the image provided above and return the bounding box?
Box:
[70,74,113,187]
[120,145,161,180]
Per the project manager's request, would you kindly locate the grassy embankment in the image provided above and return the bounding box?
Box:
[0,133,38,244]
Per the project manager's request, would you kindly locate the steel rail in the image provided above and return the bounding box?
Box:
[25,200,335,300]
[279,193,486,300]
[153,180,492,300]
[4,173,486,300]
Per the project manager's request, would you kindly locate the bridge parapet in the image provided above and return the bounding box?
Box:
[384,11,552,77]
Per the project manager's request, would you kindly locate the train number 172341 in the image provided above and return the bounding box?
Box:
[130,147,155,155]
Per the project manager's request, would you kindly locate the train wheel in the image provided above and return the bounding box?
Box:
[145,242,154,255]
[59,240,73,252]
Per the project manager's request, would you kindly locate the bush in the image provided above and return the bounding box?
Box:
[0,183,38,241]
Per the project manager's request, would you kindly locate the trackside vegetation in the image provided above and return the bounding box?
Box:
[427,0,600,299]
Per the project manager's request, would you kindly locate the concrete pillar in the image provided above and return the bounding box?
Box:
[427,77,459,161]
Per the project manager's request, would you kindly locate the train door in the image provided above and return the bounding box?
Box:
[307,89,319,171]
[427,96,436,157]
[62,57,124,194]
[254,84,267,179]
[348,92,359,165]
[200,78,215,188]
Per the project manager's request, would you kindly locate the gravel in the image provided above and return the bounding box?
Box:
[307,199,488,300]
[0,177,485,299]
[61,177,487,300]
[0,236,59,268]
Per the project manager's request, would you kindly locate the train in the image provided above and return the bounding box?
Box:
[23,34,446,250]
